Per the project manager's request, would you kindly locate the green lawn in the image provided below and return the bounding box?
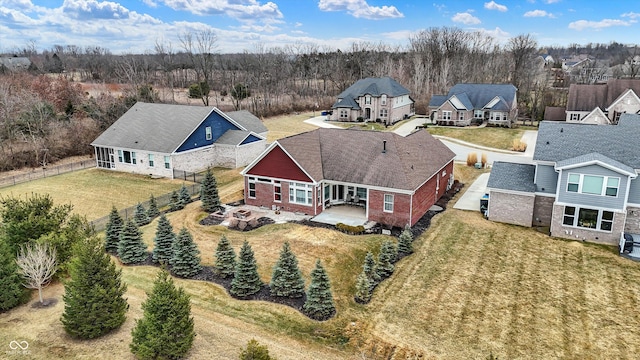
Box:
[0,168,185,221]
[426,126,534,150]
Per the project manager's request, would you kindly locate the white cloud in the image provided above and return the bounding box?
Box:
[477,27,510,43]
[142,0,158,8]
[62,0,132,20]
[568,19,635,31]
[622,12,640,19]
[294,22,302,27]
[544,0,561,3]
[452,12,481,25]
[524,10,553,18]
[160,0,283,23]
[484,1,507,12]
[318,0,404,20]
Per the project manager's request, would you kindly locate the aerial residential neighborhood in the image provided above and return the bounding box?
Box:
[4,1,640,359]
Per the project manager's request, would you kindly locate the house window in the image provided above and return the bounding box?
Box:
[365,96,371,105]
[380,109,388,118]
[289,182,312,205]
[567,173,619,197]
[131,152,137,165]
[474,110,484,119]
[458,111,465,121]
[442,111,451,120]
[248,177,256,199]
[570,113,580,121]
[356,187,367,200]
[118,150,123,162]
[563,205,614,232]
[340,110,348,119]
[164,156,170,169]
[384,194,394,212]
[274,181,281,202]
[205,126,212,141]
[381,94,387,105]
[563,206,576,226]
[120,150,136,164]
[148,154,154,167]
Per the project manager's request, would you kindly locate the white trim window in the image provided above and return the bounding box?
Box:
[384,194,394,212]
[380,108,388,119]
[248,177,256,199]
[365,96,371,105]
[381,94,387,105]
[340,110,348,119]
[570,113,580,121]
[205,126,212,141]
[442,111,451,121]
[164,156,170,169]
[562,206,614,231]
[119,150,136,164]
[458,111,465,121]
[474,110,484,119]
[289,182,313,206]
[566,173,619,197]
[148,154,154,167]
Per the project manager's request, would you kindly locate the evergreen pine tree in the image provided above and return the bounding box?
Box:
[0,240,28,311]
[170,228,202,278]
[152,214,176,265]
[230,241,262,298]
[269,242,305,298]
[239,339,274,360]
[61,237,128,339]
[375,240,396,280]
[200,168,222,213]
[354,270,372,303]
[179,184,191,207]
[214,235,236,278]
[363,251,380,285]
[105,206,123,255]
[303,259,336,321]
[397,225,414,256]
[168,190,182,212]
[146,194,160,219]
[134,202,150,226]
[130,270,195,360]
[117,219,148,264]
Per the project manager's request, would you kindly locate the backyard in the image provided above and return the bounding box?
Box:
[426,125,536,151]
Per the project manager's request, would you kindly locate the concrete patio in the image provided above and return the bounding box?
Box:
[311,205,370,227]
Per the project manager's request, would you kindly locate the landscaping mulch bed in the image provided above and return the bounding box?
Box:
[199,215,276,231]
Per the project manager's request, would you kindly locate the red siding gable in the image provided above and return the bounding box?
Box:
[246,145,312,182]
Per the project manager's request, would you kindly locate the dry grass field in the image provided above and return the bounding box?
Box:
[427,126,535,151]
[261,111,318,142]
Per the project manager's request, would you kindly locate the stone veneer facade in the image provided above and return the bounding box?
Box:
[549,203,626,245]
[532,195,554,227]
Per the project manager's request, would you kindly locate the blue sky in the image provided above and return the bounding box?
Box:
[0,0,638,54]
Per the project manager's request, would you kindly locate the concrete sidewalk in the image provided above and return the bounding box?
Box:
[453,173,490,211]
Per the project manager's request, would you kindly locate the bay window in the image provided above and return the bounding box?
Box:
[563,206,614,232]
[289,182,313,205]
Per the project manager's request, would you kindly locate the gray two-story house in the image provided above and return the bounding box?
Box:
[487,114,640,252]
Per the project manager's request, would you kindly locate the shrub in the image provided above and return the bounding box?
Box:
[335,223,365,234]
[239,339,274,360]
[512,139,527,152]
[375,240,396,280]
[354,270,372,304]
[481,152,488,167]
[466,152,478,167]
[0,240,28,311]
[397,225,413,256]
[188,81,210,99]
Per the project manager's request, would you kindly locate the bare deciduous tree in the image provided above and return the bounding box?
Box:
[16,242,57,305]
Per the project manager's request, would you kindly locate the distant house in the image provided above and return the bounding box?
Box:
[429,83,518,127]
[241,128,455,228]
[565,79,640,124]
[329,77,414,124]
[0,56,31,72]
[487,114,640,249]
[91,102,268,178]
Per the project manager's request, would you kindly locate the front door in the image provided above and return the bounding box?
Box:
[365,108,371,120]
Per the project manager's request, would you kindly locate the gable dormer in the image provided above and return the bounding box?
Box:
[577,107,611,125]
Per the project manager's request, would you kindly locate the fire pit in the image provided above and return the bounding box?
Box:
[234,209,252,219]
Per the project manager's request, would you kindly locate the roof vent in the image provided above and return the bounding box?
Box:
[382,140,387,153]
[560,128,563,133]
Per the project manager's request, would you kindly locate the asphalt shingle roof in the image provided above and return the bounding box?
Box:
[566,79,640,112]
[336,77,410,99]
[91,102,266,153]
[447,83,517,110]
[533,114,640,168]
[276,128,455,191]
[487,162,536,193]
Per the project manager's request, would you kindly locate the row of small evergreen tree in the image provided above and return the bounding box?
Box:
[216,237,336,320]
[355,226,414,304]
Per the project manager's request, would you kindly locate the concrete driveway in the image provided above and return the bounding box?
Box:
[453,172,490,211]
[303,115,341,128]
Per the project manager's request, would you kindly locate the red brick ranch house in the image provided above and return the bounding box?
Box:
[241,128,455,228]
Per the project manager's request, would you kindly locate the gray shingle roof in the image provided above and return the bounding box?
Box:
[226,110,268,134]
[332,96,361,110]
[487,162,536,193]
[534,114,640,168]
[336,77,410,99]
[454,93,473,110]
[556,153,635,175]
[91,102,265,153]
[216,130,252,146]
[276,128,455,191]
[428,95,447,108]
[544,106,566,121]
[447,83,517,110]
